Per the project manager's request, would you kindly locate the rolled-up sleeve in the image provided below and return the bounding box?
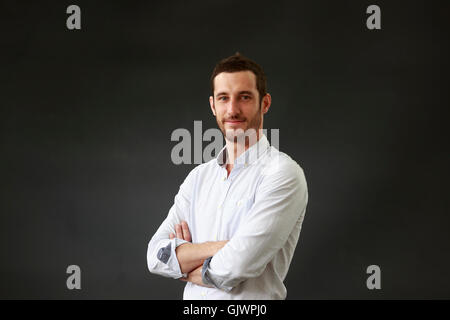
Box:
[203,161,308,290]
[147,169,197,279]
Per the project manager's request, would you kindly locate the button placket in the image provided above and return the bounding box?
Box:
[216,178,233,241]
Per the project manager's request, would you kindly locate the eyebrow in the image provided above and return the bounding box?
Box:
[215,91,254,97]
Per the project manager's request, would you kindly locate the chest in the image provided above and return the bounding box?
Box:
[190,167,260,242]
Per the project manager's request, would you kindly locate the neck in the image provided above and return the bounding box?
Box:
[225,129,263,174]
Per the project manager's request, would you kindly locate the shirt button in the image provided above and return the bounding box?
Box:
[222,177,226,181]
[201,291,206,297]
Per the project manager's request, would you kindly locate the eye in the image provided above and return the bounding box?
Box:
[218,96,228,101]
[241,95,251,100]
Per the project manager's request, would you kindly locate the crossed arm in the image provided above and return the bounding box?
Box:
[147,161,308,290]
[169,221,228,287]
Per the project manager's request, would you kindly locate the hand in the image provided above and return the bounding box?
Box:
[170,220,228,275]
[170,220,191,242]
[180,265,213,288]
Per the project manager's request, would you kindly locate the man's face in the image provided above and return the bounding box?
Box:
[210,71,269,141]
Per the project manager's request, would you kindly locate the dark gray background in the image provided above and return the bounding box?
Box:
[1,0,449,299]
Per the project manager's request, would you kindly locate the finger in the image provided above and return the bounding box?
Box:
[181,221,191,242]
[169,233,175,240]
[175,224,183,239]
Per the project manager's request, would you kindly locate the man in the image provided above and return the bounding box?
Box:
[147,53,308,299]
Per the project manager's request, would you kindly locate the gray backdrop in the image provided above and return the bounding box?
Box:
[1,0,449,299]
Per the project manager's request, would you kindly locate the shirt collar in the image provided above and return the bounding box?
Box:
[216,134,270,169]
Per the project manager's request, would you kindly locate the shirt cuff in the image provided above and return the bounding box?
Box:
[152,237,189,279]
[202,256,233,292]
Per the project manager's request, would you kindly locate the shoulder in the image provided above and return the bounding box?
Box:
[181,157,219,184]
[258,147,307,188]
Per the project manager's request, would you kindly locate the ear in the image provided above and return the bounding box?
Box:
[209,96,216,116]
[261,93,272,114]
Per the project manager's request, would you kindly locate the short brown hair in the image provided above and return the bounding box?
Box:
[210,53,267,103]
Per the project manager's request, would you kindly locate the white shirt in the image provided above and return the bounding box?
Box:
[147,134,308,299]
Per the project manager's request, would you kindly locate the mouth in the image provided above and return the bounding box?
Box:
[224,119,245,125]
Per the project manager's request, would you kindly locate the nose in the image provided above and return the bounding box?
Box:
[227,97,241,117]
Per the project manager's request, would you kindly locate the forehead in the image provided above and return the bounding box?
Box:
[213,71,257,94]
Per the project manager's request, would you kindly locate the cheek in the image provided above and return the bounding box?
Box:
[215,106,227,118]
[245,104,261,118]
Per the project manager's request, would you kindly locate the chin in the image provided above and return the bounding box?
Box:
[224,126,247,133]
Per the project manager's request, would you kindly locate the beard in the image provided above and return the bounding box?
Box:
[216,107,263,144]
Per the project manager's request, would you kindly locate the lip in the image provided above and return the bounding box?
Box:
[224,120,245,124]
